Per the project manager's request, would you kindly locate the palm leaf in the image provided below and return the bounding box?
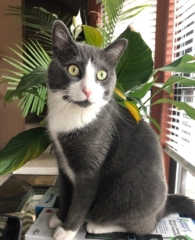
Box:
[18,85,48,117]
[1,40,50,85]
[6,6,71,52]
[99,0,149,47]
[1,40,50,117]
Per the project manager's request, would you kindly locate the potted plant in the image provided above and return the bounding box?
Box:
[0,0,195,175]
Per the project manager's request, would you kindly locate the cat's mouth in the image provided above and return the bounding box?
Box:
[74,100,92,108]
[63,95,92,108]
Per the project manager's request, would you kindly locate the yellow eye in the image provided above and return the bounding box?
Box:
[97,70,107,81]
[68,65,80,76]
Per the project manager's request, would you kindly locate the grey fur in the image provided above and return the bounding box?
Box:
[47,20,195,236]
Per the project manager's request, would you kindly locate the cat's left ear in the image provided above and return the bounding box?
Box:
[104,39,128,66]
[52,20,76,53]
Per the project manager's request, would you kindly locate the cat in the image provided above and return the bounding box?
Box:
[47,20,195,240]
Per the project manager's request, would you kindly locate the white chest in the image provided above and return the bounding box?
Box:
[47,90,104,183]
[47,90,103,133]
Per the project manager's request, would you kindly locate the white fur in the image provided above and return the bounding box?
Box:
[53,226,77,240]
[69,60,104,104]
[52,132,76,184]
[86,222,127,234]
[47,59,107,133]
[47,60,107,183]
[49,214,63,229]
[48,90,105,133]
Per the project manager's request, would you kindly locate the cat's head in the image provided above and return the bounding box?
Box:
[48,20,127,109]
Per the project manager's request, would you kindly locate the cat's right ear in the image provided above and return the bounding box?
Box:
[104,39,128,66]
[52,20,75,53]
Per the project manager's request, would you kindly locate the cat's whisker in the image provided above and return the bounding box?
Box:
[47,96,65,102]
[110,101,136,123]
[107,103,136,130]
[59,99,72,128]
[47,101,66,118]
[48,90,72,102]
[48,95,70,102]
[102,106,120,139]
[47,99,71,118]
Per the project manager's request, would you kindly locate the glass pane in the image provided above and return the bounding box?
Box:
[175,164,195,200]
[185,171,195,199]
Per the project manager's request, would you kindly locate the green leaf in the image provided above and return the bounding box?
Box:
[128,80,154,99]
[82,25,103,47]
[153,76,195,97]
[99,0,150,47]
[0,127,51,175]
[153,82,173,96]
[6,6,71,51]
[18,85,47,117]
[118,5,150,21]
[4,90,24,103]
[130,97,148,117]
[2,57,29,75]
[152,98,195,120]
[16,66,47,92]
[148,117,161,133]
[116,26,153,92]
[163,75,195,88]
[159,54,195,73]
[100,0,125,47]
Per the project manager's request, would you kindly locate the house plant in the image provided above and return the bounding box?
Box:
[0,0,195,175]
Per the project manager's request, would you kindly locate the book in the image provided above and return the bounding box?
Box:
[35,187,60,217]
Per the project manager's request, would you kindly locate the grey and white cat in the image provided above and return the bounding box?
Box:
[47,20,195,240]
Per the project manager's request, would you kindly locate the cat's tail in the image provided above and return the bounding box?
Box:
[163,194,195,219]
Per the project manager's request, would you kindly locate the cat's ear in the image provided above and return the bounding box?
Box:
[52,20,76,53]
[104,39,128,66]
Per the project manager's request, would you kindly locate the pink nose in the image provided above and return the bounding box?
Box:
[82,88,92,98]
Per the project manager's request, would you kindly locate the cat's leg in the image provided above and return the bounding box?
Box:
[49,214,63,229]
[49,169,73,229]
[53,176,98,240]
[86,222,127,234]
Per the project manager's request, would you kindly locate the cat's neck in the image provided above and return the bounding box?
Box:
[47,89,106,133]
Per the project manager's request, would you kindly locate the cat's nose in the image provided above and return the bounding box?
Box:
[82,88,92,98]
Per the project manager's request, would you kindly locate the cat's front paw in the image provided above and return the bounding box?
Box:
[86,222,126,234]
[53,226,77,240]
[86,222,102,234]
[49,214,63,229]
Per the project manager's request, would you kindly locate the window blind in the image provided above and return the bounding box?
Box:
[100,0,157,58]
[166,0,195,168]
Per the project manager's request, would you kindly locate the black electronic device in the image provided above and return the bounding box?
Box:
[86,231,163,240]
[0,215,22,240]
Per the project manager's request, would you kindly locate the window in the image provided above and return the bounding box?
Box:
[100,0,157,58]
[100,0,157,118]
[165,0,195,198]
[114,0,157,59]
